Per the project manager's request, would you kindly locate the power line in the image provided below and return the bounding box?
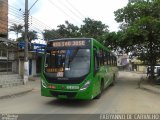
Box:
[0,17,24,26]
[28,0,39,12]
[0,0,64,39]
[47,0,81,24]
[1,2,24,17]
[66,0,86,18]
[30,16,52,29]
[1,0,24,13]
[2,1,52,29]
[58,0,83,20]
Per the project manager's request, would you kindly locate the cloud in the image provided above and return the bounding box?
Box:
[32,0,128,31]
[8,0,128,32]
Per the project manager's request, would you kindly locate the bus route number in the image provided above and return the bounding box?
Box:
[52,40,86,47]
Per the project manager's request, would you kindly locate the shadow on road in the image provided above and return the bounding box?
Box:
[45,98,95,108]
[44,72,143,108]
[45,85,114,108]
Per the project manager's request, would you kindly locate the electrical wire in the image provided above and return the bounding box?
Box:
[58,0,83,20]
[66,0,86,18]
[47,0,81,24]
[0,0,65,39]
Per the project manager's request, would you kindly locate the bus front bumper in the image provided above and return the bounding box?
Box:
[41,87,93,100]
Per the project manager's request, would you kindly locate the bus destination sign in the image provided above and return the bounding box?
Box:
[49,40,90,48]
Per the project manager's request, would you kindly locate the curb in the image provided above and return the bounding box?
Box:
[140,84,160,94]
[0,89,33,99]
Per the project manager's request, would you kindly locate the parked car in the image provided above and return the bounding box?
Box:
[146,66,160,75]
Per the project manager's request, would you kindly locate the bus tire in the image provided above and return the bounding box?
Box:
[94,80,104,99]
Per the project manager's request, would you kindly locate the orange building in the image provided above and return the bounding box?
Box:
[0,0,8,38]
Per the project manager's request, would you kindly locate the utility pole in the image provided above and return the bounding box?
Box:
[23,0,39,84]
[24,0,28,62]
[24,0,29,84]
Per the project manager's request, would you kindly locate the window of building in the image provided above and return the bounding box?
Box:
[0,49,7,57]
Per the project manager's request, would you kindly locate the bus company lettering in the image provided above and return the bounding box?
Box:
[52,40,86,47]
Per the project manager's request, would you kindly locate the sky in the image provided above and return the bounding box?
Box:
[8,0,128,39]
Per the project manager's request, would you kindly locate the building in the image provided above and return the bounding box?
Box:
[0,0,8,38]
[0,0,23,88]
[117,54,130,70]
[18,40,46,77]
[0,37,23,88]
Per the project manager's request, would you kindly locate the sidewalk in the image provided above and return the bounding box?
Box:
[119,71,160,94]
[139,74,160,94]
[140,82,160,94]
[0,78,40,99]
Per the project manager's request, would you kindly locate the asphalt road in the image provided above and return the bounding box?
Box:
[0,71,160,116]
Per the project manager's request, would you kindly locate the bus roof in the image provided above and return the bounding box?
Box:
[47,38,92,42]
[47,38,115,56]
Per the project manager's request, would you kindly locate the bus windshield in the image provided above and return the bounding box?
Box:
[44,48,90,78]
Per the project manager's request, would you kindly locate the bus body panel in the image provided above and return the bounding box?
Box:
[41,73,94,100]
[40,38,118,100]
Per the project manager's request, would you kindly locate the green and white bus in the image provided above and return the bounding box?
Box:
[41,38,118,100]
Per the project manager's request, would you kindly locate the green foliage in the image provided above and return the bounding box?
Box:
[17,31,37,42]
[43,21,80,40]
[114,0,160,80]
[43,29,60,40]
[104,32,118,50]
[9,24,23,39]
[57,21,80,38]
[80,18,109,41]
[43,18,109,43]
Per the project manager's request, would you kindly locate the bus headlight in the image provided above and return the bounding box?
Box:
[41,80,47,88]
[80,81,91,91]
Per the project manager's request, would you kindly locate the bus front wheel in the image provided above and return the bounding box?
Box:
[94,80,104,99]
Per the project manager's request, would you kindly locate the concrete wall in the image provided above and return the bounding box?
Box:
[19,59,38,77]
[12,61,18,73]
[31,59,37,76]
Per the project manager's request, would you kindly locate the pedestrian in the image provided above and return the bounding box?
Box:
[147,67,150,76]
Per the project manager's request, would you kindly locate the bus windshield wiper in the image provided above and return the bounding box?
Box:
[66,48,79,68]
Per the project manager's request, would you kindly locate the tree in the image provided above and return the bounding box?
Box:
[104,32,119,50]
[9,24,23,40]
[43,18,109,44]
[114,0,160,81]
[43,21,80,40]
[80,18,109,41]
[57,21,80,38]
[17,30,37,42]
[43,29,60,40]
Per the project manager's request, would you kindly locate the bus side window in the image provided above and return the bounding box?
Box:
[99,49,104,66]
[94,48,99,72]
